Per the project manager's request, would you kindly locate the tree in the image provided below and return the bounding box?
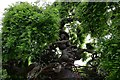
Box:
[76,2,120,80]
[96,2,120,80]
[2,1,120,80]
[2,2,60,79]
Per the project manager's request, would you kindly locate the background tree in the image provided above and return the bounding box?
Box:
[76,2,120,80]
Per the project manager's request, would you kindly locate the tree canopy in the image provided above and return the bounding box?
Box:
[2,1,120,80]
[2,2,60,62]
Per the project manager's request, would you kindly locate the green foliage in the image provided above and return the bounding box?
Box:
[94,2,120,80]
[2,1,120,80]
[69,21,86,46]
[53,2,86,46]
[76,2,109,37]
[2,2,60,62]
[76,2,120,80]
[59,2,79,18]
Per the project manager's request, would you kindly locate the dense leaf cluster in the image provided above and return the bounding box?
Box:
[76,2,120,80]
[2,1,120,80]
[2,2,60,62]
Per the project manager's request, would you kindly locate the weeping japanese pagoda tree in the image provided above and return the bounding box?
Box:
[2,1,120,80]
[55,2,86,46]
[52,1,120,80]
[76,2,120,80]
[97,2,120,80]
[2,2,60,79]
